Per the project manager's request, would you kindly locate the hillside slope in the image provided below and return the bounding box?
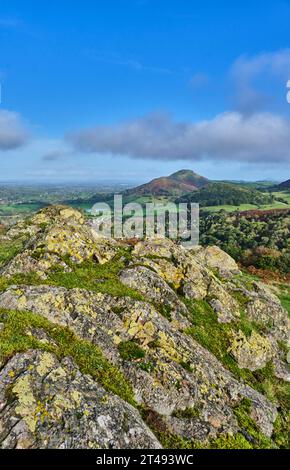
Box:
[278,179,290,190]
[0,206,289,449]
[124,170,210,198]
[199,209,290,274]
[177,182,273,207]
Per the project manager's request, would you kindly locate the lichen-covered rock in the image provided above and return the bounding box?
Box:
[229,331,273,371]
[133,257,184,290]
[132,239,210,300]
[132,238,176,259]
[0,284,278,440]
[119,265,189,325]
[1,251,71,279]
[208,278,240,323]
[191,245,241,278]
[246,298,289,343]
[0,205,288,449]
[0,205,120,277]
[0,350,161,449]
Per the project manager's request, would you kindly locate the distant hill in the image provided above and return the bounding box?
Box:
[278,179,290,190]
[124,169,210,198]
[176,182,273,207]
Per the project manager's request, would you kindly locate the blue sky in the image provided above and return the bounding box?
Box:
[1,0,290,182]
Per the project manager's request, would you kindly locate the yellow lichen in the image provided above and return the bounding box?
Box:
[157,331,181,361]
[125,311,156,346]
[13,375,38,433]
[36,352,55,376]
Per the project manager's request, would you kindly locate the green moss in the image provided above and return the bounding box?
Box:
[111,306,126,316]
[0,308,136,406]
[156,432,194,449]
[179,361,193,373]
[209,433,253,449]
[118,340,146,361]
[38,222,49,231]
[172,407,200,419]
[238,310,258,337]
[235,275,256,292]
[47,251,145,300]
[233,398,274,449]
[272,414,290,449]
[141,405,253,449]
[0,254,145,301]
[184,299,248,381]
[184,298,287,409]
[0,277,10,292]
[279,292,290,317]
[138,360,155,373]
[30,248,46,260]
[230,290,249,307]
[0,239,25,267]
[155,303,173,321]
[140,407,194,449]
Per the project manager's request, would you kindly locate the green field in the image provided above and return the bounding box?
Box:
[1,189,289,219]
[201,190,290,213]
[202,202,288,213]
[271,191,290,204]
[0,203,45,216]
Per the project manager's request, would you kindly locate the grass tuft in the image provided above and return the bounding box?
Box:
[0,308,136,406]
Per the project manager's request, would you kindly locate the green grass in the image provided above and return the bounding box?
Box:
[0,239,25,267]
[0,308,136,406]
[118,340,146,361]
[47,258,145,300]
[0,250,145,301]
[184,299,255,383]
[184,298,289,407]
[0,203,43,217]
[203,203,259,213]
[172,407,200,419]
[140,405,269,449]
[208,433,253,449]
[271,191,290,205]
[200,191,290,213]
[279,291,290,317]
[232,398,273,448]
[203,201,290,213]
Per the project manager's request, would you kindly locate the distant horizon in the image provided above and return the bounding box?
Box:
[0,171,284,187]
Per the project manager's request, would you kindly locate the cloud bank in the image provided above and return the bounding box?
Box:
[68,111,290,164]
[232,49,290,82]
[230,49,290,112]
[0,110,28,150]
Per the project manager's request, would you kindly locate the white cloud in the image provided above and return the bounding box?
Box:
[230,49,290,112]
[232,49,290,81]
[68,111,290,164]
[0,109,29,150]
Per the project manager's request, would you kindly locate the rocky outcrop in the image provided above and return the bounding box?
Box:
[0,284,278,440]
[191,245,241,278]
[0,351,161,449]
[0,206,288,449]
[0,205,119,279]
